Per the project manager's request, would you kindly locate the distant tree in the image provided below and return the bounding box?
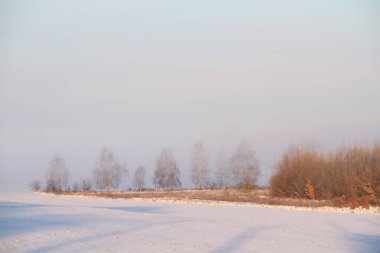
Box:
[92,147,127,191]
[45,156,70,192]
[134,165,146,191]
[29,179,42,192]
[190,142,209,189]
[72,182,79,192]
[206,180,218,190]
[65,185,72,192]
[215,151,231,189]
[81,178,92,192]
[153,148,181,189]
[229,143,260,190]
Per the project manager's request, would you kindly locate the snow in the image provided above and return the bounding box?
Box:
[1,192,379,253]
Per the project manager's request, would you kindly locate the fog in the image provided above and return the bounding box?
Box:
[1,0,379,190]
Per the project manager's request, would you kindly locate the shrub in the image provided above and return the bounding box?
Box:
[269,143,380,205]
[360,196,370,209]
[333,195,346,208]
[305,181,315,200]
[362,182,375,198]
[349,197,360,209]
[29,180,42,192]
[269,146,324,199]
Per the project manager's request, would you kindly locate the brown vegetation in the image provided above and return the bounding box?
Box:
[269,143,380,208]
[53,188,335,209]
[305,180,315,200]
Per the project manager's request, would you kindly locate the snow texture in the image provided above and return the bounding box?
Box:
[0,192,379,253]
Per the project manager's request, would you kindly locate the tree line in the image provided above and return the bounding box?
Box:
[30,141,380,207]
[30,142,260,192]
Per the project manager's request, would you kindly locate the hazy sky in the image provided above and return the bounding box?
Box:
[1,0,379,190]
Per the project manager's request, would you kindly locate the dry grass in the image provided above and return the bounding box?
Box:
[55,188,334,209]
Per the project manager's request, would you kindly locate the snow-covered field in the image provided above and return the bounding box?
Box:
[0,192,379,253]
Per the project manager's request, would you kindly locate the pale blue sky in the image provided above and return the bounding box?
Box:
[1,0,379,189]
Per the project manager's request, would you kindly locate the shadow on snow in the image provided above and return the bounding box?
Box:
[95,206,164,214]
[0,202,87,238]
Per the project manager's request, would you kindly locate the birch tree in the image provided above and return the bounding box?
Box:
[93,147,127,191]
[134,165,146,191]
[190,142,209,189]
[45,156,70,192]
[153,148,181,189]
[229,142,260,189]
[215,151,231,189]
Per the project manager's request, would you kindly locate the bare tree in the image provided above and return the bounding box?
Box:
[134,165,146,191]
[81,178,92,192]
[93,147,127,191]
[215,151,231,189]
[72,182,79,192]
[45,156,70,192]
[29,179,42,192]
[190,142,209,189]
[153,148,181,189]
[229,142,260,189]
